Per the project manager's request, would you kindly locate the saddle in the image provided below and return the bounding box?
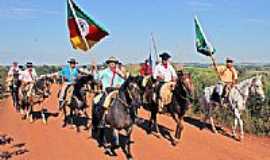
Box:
[93,90,119,110]
[142,75,151,88]
[157,82,176,112]
[103,90,119,110]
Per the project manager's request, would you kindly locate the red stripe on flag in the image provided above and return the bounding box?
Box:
[68,18,80,38]
[85,25,108,41]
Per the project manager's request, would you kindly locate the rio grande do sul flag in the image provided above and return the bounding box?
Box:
[67,0,109,52]
[194,16,216,56]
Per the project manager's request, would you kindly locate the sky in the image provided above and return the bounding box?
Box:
[0,0,270,65]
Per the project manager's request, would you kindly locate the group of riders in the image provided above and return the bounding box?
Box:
[6,52,238,127]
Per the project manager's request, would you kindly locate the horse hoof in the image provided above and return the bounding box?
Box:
[172,140,178,146]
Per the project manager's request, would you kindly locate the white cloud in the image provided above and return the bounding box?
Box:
[186,1,214,8]
[0,7,61,19]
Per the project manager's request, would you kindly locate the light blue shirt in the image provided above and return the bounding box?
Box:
[95,68,125,89]
[60,65,79,83]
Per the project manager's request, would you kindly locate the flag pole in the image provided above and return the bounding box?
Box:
[151,32,159,62]
[209,53,221,80]
[68,0,90,51]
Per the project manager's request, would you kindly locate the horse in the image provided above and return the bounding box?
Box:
[142,71,194,146]
[19,76,52,123]
[199,75,265,141]
[10,71,21,112]
[91,76,142,160]
[61,74,94,131]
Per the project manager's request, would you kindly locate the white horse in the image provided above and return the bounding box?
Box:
[200,75,265,141]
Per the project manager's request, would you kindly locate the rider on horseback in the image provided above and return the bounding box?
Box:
[19,62,38,98]
[153,52,178,113]
[213,58,238,104]
[93,56,125,127]
[6,62,21,92]
[58,58,79,109]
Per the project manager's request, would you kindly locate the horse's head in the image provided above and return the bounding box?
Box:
[175,71,194,107]
[177,71,194,97]
[74,74,94,98]
[35,76,52,98]
[250,75,265,101]
[122,75,142,108]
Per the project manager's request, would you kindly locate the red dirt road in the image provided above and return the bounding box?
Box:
[0,85,270,160]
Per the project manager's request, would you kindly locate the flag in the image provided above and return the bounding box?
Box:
[67,0,109,52]
[194,16,215,56]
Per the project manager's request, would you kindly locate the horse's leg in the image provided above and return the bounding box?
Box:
[153,112,161,138]
[29,104,34,123]
[124,127,133,160]
[209,116,218,134]
[176,115,184,140]
[209,104,218,134]
[147,111,153,134]
[112,129,120,147]
[41,108,47,124]
[62,106,67,128]
[232,117,238,139]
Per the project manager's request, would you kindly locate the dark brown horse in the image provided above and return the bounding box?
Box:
[142,71,194,145]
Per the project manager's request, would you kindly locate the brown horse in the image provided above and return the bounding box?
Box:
[142,71,194,145]
[19,76,53,123]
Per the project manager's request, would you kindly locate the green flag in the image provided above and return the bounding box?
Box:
[194,16,216,56]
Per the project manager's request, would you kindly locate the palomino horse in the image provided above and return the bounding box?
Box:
[142,71,194,146]
[200,75,265,141]
[60,74,94,130]
[92,76,142,160]
[19,76,52,123]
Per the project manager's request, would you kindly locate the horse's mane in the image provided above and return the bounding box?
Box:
[237,76,256,91]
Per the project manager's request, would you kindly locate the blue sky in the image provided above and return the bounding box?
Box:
[0,0,269,65]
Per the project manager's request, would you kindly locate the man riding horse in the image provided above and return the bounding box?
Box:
[93,56,125,128]
[153,52,178,113]
[6,62,21,92]
[19,62,38,99]
[213,58,238,104]
[58,58,80,109]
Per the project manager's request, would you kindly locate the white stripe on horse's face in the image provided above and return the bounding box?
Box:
[252,77,265,101]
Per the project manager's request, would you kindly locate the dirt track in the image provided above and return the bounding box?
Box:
[0,84,270,160]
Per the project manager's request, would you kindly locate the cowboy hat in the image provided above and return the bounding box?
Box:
[159,52,171,60]
[226,57,234,63]
[105,56,119,64]
[67,58,78,64]
[26,62,33,68]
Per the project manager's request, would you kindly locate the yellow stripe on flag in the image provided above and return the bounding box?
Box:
[70,36,88,51]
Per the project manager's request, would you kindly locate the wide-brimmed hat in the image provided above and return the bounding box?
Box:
[159,52,171,60]
[226,57,234,63]
[67,58,78,64]
[26,62,33,68]
[105,56,119,64]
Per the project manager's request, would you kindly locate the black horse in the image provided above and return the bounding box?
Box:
[61,74,94,131]
[92,76,142,160]
[142,71,194,145]
[10,71,21,112]
[19,76,52,123]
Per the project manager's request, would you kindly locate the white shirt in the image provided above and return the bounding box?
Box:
[19,68,38,82]
[8,66,20,76]
[153,63,177,82]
